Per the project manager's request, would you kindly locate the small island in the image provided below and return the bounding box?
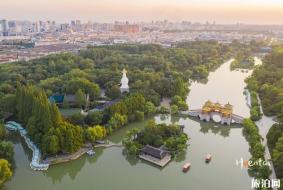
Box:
[230,56,255,70]
[122,120,189,167]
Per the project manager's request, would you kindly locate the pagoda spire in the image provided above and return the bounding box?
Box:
[120,68,129,93]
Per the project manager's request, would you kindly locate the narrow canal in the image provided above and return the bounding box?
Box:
[3,59,263,190]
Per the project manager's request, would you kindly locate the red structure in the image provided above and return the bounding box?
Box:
[114,24,140,33]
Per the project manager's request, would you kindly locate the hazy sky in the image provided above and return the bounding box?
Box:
[2,0,283,24]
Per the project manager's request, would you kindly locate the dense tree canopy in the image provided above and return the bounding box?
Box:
[0,123,6,140]
[123,119,188,156]
[0,141,14,164]
[246,46,283,121]
[242,118,271,180]
[0,118,14,187]
[0,42,249,186]
[84,125,107,143]
[15,85,84,155]
[247,45,283,182]
[0,42,234,116]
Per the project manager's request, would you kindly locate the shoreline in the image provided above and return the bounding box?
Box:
[43,143,123,166]
[6,120,123,169]
[43,147,90,165]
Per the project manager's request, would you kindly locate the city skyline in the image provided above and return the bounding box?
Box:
[2,0,283,25]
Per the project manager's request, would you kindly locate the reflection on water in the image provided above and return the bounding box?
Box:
[4,59,256,190]
[187,59,252,117]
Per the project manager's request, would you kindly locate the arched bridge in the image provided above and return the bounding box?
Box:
[180,109,244,125]
[180,101,245,125]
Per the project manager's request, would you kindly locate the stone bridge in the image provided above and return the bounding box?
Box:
[180,109,244,125]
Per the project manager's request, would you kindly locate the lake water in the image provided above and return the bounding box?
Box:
[3,59,259,190]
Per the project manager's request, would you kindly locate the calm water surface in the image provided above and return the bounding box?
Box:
[4,59,260,190]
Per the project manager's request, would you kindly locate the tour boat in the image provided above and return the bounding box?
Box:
[86,150,96,156]
[182,162,191,172]
[205,154,212,163]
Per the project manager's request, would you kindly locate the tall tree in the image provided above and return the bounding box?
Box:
[75,89,86,108]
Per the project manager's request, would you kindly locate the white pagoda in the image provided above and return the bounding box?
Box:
[120,69,129,93]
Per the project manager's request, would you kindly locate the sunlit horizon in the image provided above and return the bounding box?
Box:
[2,0,283,24]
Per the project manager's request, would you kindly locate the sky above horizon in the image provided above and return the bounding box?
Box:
[2,0,283,24]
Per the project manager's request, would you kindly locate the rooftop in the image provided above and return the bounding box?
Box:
[202,101,233,117]
[140,145,169,160]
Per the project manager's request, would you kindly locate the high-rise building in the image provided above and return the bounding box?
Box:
[75,20,81,26]
[33,21,41,33]
[60,23,70,32]
[1,19,9,36]
[71,20,76,27]
[8,21,21,34]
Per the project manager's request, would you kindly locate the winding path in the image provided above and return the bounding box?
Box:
[255,94,278,189]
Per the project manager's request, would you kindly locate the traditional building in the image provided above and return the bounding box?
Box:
[199,101,233,125]
[139,145,171,167]
[49,94,77,107]
[120,69,129,93]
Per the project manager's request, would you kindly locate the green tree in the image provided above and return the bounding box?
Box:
[108,113,127,129]
[145,101,156,115]
[106,85,121,99]
[62,97,70,109]
[135,111,144,121]
[85,125,106,143]
[0,123,6,140]
[273,134,283,178]
[267,124,283,151]
[172,77,188,99]
[178,101,189,111]
[15,85,85,155]
[128,144,138,155]
[0,94,16,114]
[85,127,97,143]
[42,133,60,155]
[170,105,178,114]
[85,111,103,125]
[0,141,14,163]
[0,159,12,187]
[70,113,85,126]
[172,95,182,105]
[75,89,86,108]
[61,121,84,153]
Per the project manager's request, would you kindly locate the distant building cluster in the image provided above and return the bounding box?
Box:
[0,18,282,64]
[114,22,140,33]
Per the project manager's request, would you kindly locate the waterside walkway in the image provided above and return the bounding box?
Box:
[43,148,89,165]
[43,143,123,165]
[5,121,124,170]
[5,121,49,171]
[94,144,123,148]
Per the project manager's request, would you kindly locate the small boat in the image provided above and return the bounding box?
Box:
[205,154,212,163]
[95,140,106,144]
[86,150,96,156]
[182,162,191,172]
